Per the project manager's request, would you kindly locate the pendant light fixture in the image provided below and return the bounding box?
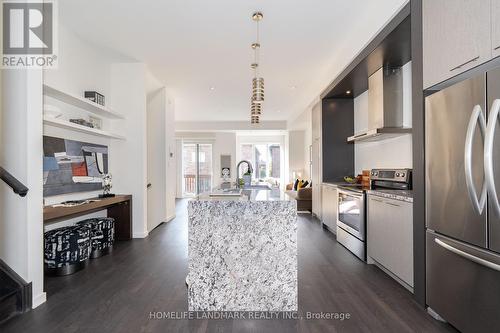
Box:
[250,11,264,124]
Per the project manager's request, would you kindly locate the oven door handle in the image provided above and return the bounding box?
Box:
[337,189,363,199]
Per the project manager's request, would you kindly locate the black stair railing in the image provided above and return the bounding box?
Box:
[0,167,28,197]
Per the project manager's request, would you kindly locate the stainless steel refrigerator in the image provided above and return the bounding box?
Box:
[426,67,500,332]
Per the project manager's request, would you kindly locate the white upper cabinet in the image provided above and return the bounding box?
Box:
[423,0,491,89]
[493,0,500,58]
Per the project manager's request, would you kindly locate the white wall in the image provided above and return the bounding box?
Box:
[147,88,167,231]
[43,23,129,206]
[287,106,313,181]
[288,130,306,181]
[175,132,236,192]
[0,21,166,310]
[0,69,45,308]
[109,63,148,238]
[165,94,176,221]
[147,87,176,231]
[213,132,237,186]
[44,25,152,239]
[175,138,183,198]
[0,20,130,310]
[354,62,413,174]
[176,121,287,132]
[44,25,123,98]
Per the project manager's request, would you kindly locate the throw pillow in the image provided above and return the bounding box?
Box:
[297,180,305,190]
[293,178,300,191]
[302,180,309,188]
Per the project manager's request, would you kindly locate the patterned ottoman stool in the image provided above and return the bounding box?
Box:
[44,225,91,276]
[77,217,115,259]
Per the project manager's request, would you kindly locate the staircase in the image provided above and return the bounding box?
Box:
[0,260,32,325]
[0,167,32,324]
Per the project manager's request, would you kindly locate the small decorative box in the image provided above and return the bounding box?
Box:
[84,91,105,106]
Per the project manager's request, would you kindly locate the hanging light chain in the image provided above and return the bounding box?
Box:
[250,11,264,123]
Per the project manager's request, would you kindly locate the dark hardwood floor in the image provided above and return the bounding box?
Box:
[1,199,456,333]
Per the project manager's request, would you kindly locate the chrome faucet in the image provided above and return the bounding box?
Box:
[236,160,253,187]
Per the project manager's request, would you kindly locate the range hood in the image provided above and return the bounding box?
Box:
[348,67,411,143]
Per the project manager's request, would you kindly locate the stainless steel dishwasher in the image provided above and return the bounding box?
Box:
[367,193,413,291]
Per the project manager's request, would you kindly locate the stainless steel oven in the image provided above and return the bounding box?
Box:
[337,189,365,240]
[336,168,412,262]
[337,188,366,261]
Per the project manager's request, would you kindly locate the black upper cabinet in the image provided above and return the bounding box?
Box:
[321,98,354,183]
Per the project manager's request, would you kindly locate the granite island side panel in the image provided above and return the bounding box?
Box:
[187,197,297,311]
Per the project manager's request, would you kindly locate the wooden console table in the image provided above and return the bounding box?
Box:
[43,195,132,240]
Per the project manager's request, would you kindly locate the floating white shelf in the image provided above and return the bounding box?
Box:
[43,117,126,140]
[43,84,125,120]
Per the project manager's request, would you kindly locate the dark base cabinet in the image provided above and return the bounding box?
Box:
[426,231,500,332]
[108,199,132,241]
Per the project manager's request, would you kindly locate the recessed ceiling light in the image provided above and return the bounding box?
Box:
[209,86,216,91]
[276,110,281,113]
[290,86,297,90]
[346,90,351,94]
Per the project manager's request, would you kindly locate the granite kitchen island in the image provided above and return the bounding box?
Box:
[187,188,297,311]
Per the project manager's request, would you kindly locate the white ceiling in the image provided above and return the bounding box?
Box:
[59,0,407,122]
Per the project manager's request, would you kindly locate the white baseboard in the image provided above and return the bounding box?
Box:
[132,231,149,238]
[166,214,176,222]
[32,292,47,308]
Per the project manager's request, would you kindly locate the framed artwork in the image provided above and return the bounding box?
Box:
[43,136,108,196]
[220,154,231,180]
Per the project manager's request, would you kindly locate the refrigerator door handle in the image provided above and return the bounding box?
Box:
[435,238,500,272]
[485,99,500,216]
[465,105,487,214]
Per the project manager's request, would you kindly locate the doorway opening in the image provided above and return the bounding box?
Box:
[182,143,213,196]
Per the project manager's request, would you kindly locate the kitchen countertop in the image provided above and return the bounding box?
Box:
[322,182,366,188]
[323,182,369,193]
[322,181,347,187]
[323,182,413,202]
[367,189,413,203]
[193,187,290,202]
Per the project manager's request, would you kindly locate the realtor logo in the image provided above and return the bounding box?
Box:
[2,0,58,68]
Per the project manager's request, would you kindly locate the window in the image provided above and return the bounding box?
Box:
[239,143,281,181]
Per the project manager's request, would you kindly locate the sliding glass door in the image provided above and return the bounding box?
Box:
[182,143,213,196]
